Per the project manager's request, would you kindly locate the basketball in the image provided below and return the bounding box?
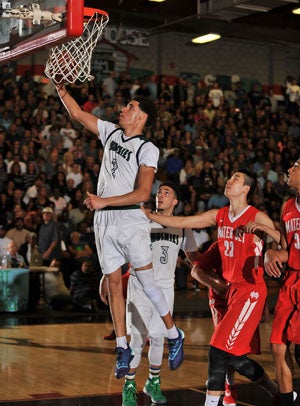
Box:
[51,51,78,84]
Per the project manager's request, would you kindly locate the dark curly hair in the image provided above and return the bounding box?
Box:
[134,96,157,128]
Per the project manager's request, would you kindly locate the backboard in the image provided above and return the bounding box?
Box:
[0,0,84,64]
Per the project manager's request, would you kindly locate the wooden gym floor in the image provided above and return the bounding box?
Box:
[0,281,300,406]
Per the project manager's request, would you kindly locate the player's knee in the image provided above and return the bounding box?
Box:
[135,271,162,305]
[228,355,264,381]
[142,283,163,305]
[149,336,164,349]
[207,373,226,391]
[148,337,164,366]
[207,346,227,391]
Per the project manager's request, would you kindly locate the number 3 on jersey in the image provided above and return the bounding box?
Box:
[160,246,169,264]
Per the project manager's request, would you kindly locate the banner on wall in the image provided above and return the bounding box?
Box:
[0,268,29,312]
[104,27,150,48]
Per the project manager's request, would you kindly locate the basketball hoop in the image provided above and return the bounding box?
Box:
[44,8,109,84]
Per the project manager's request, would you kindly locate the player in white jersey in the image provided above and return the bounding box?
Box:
[55,86,184,379]
[122,181,199,406]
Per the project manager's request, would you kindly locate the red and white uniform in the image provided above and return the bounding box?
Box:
[200,241,260,355]
[210,205,266,356]
[271,198,300,345]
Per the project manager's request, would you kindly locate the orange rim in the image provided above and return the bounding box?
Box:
[83,7,109,20]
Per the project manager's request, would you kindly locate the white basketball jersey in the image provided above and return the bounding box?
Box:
[97,120,159,198]
[149,223,197,288]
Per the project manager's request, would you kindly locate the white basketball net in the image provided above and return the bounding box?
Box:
[44,11,109,84]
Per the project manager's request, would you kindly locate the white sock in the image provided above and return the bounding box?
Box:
[167,325,178,339]
[205,394,220,405]
[116,336,128,349]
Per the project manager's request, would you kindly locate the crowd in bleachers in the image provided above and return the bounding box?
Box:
[0,64,299,300]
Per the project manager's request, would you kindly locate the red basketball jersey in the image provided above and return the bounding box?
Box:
[216,205,265,284]
[282,198,300,271]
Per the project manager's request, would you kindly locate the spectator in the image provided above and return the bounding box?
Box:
[8,162,24,190]
[0,225,12,257]
[248,82,263,110]
[23,175,44,205]
[66,162,83,188]
[28,185,52,213]
[10,188,27,211]
[7,154,26,174]
[165,148,184,183]
[5,217,29,249]
[18,231,39,267]
[50,170,67,196]
[67,231,93,268]
[208,81,224,108]
[69,198,88,231]
[286,77,300,116]
[146,75,158,100]
[102,71,117,101]
[82,94,98,113]
[60,120,77,150]
[69,260,102,311]
[6,240,26,268]
[23,161,38,190]
[43,259,89,312]
[235,81,248,111]
[49,187,67,216]
[173,77,188,108]
[38,206,61,266]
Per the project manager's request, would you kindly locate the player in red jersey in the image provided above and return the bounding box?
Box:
[192,240,261,406]
[264,159,300,406]
[143,169,279,406]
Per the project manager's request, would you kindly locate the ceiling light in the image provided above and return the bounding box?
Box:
[148,0,165,2]
[192,33,221,44]
[292,8,300,14]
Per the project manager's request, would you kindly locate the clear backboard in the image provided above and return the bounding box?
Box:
[0,0,84,64]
